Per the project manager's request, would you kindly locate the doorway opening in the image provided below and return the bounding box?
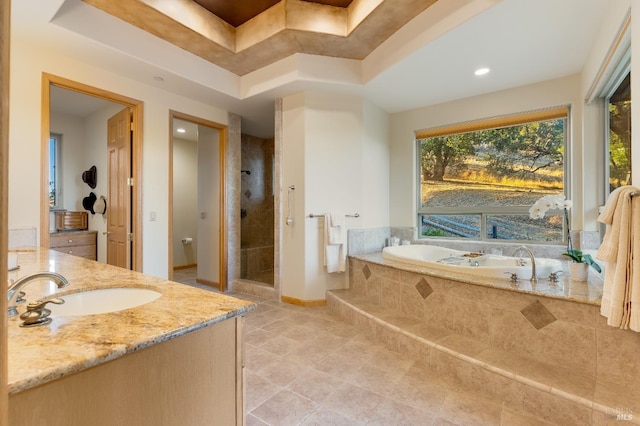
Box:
[169,111,227,291]
[42,73,143,271]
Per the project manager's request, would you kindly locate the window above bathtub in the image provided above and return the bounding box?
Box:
[415,106,569,243]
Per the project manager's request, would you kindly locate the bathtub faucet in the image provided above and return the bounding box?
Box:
[512,246,537,283]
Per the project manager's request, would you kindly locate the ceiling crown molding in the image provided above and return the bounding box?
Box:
[82,0,437,75]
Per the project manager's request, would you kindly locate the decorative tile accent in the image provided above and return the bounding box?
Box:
[415,278,433,299]
[520,300,557,330]
[244,189,252,199]
[362,264,371,280]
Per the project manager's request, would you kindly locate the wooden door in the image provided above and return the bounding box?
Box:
[107,107,132,269]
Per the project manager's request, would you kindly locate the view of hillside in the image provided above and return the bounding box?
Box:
[418,119,566,241]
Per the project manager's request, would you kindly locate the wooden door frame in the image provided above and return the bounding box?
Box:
[1,0,10,421]
[41,73,144,272]
[168,110,227,292]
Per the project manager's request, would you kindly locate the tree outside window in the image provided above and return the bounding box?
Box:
[417,110,567,243]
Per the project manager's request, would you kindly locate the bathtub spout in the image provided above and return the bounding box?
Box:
[512,246,537,283]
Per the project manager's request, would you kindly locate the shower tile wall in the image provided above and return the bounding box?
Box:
[241,134,275,285]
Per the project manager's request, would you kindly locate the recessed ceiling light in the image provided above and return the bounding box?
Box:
[474,67,491,76]
[176,128,186,133]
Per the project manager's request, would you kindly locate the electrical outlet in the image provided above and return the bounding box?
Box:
[150,211,156,221]
[200,212,206,219]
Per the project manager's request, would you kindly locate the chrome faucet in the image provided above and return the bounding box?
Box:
[7,272,69,317]
[512,246,537,283]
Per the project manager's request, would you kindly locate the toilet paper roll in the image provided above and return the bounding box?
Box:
[181,238,192,245]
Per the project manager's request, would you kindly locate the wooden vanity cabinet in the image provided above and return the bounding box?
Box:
[49,230,97,260]
[10,316,245,426]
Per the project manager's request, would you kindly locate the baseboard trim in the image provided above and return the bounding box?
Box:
[280,296,326,307]
[173,263,197,271]
[196,278,219,287]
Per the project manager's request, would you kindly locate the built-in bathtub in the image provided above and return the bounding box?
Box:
[326,252,639,425]
[382,244,563,281]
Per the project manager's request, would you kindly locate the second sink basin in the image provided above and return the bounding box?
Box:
[49,287,161,317]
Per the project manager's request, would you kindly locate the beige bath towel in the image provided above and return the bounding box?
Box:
[596,185,640,330]
[630,197,640,331]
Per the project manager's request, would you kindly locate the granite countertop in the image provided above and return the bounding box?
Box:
[7,249,256,395]
[351,252,604,306]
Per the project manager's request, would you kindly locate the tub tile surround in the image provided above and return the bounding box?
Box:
[327,255,640,425]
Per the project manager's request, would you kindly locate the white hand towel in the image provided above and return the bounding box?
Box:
[323,213,347,273]
[328,212,346,244]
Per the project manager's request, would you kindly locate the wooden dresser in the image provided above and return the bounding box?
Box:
[49,230,97,260]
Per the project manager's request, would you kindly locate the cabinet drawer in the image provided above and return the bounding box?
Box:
[54,211,88,231]
[51,244,96,259]
[50,233,95,248]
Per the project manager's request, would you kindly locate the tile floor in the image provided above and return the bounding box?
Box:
[173,274,556,425]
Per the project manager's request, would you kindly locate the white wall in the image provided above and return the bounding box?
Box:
[580,0,632,230]
[172,137,198,268]
[282,92,390,301]
[281,93,307,300]
[389,74,585,230]
[362,101,390,228]
[9,40,229,278]
[50,111,85,213]
[197,126,220,283]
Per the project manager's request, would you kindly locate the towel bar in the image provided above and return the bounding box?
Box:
[307,213,360,218]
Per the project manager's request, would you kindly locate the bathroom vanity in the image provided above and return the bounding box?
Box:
[7,249,255,426]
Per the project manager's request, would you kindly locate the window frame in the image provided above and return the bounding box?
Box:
[49,133,62,210]
[415,107,571,244]
[603,48,631,197]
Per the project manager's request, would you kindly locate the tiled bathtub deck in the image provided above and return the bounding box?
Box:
[325,256,640,426]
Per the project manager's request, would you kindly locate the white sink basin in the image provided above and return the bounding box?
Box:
[49,287,161,317]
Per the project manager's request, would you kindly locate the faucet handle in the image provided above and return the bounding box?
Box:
[549,270,563,282]
[504,272,519,284]
[14,291,26,305]
[19,298,64,327]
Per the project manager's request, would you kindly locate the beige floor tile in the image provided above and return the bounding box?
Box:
[283,325,324,342]
[430,417,460,425]
[437,391,503,426]
[301,407,363,425]
[286,368,345,403]
[258,334,302,357]
[344,363,404,396]
[313,350,368,377]
[246,413,269,426]
[245,370,283,411]
[245,312,279,329]
[251,389,318,426]
[261,318,303,334]
[245,328,278,346]
[321,382,385,423]
[367,397,435,426]
[245,346,283,376]
[287,340,340,365]
[500,406,557,426]
[258,358,311,387]
[340,338,383,361]
[368,347,415,375]
[388,375,448,413]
